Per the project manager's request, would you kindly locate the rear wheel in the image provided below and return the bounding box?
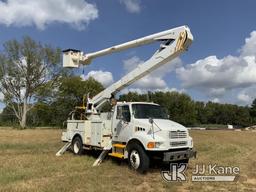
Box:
[72,136,84,155]
[128,143,150,173]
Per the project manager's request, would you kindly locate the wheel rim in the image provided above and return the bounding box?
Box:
[130,150,140,169]
[74,141,79,154]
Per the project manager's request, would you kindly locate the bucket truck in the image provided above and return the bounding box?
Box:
[56,25,197,172]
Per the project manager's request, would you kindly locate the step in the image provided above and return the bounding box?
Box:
[108,152,124,159]
[112,143,126,149]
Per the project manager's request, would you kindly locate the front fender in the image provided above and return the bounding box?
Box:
[127,132,164,151]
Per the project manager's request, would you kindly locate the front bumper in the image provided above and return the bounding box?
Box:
[163,148,197,162]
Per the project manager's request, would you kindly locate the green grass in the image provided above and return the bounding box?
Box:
[0,128,256,191]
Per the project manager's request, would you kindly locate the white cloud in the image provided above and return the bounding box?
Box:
[176,30,256,105]
[212,98,220,103]
[237,92,251,104]
[81,70,114,87]
[122,56,182,92]
[241,31,256,57]
[236,86,256,105]
[135,76,167,89]
[208,88,226,97]
[120,0,141,13]
[81,55,182,95]
[123,56,143,72]
[177,55,256,90]
[123,56,167,89]
[0,0,98,30]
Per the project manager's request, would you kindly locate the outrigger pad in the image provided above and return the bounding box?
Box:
[92,140,113,167]
[56,142,71,156]
[92,150,110,167]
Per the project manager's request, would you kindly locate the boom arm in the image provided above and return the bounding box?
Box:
[63,25,193,113]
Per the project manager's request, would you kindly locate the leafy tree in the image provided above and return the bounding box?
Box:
[194,101,208,124]
[119,92,148,102]
[0,105,18,126]
[156,92,197,126]
[250,98,256,123]
[234,106,251,127]
[0,37,61,128]
[119,91,253,127]
[120,91,197,126]
[30,76,104,126]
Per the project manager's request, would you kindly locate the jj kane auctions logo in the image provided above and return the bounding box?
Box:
[161,164,240,182]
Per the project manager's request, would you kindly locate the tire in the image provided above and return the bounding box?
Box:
[72,136,84,155]
[127,142,150,173]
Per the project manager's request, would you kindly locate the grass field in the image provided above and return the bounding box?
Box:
[0,128,256,192]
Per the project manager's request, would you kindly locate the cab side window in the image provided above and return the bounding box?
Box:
[116,105,131,122]
[116,106,122,119]
[122,105,131,122]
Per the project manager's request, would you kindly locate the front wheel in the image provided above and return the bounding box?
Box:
[72,136,84,155]
[128,143,150,173]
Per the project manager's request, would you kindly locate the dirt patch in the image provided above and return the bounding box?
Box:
[246,178,256,185]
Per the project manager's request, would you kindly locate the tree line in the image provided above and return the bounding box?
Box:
[119,92,255,127]
[0,36,256,128]
[1,75,256,128]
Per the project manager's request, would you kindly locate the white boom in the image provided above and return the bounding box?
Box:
[63,25,193,112]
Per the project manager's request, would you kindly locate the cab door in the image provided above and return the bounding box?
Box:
[112,105,133,142]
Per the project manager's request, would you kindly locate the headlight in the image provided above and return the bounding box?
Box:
[147,141,162,148]
[190,138,193,147]
[155,142,162,148]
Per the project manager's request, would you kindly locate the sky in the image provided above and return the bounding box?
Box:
[0,0,256,112]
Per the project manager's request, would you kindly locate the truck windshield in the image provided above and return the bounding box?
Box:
[132,104,169,119]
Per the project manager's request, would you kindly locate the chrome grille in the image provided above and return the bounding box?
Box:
[170,141,187,147]
[169,130,187,139]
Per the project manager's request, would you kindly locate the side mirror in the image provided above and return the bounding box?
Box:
[149,117,153,124]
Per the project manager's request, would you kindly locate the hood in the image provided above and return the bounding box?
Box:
[134,118,187,131]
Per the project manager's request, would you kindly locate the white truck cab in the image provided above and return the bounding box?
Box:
[57,25,197,172]
[113,102,193,150]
